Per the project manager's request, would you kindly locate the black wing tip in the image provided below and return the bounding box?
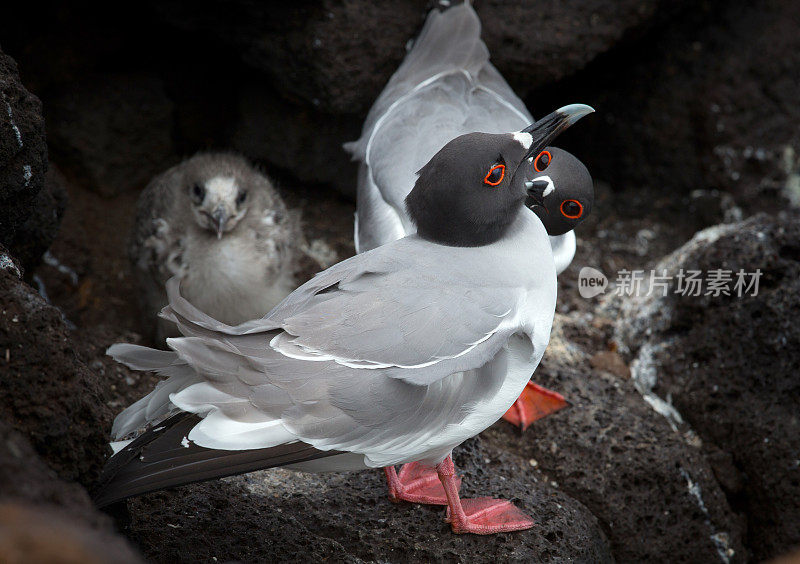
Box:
[92,412,340,507]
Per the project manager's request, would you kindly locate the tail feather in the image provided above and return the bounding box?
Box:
[107,343,201,440]
[107,343,181,371]
[93,412,339,507]
[390,1,486,89]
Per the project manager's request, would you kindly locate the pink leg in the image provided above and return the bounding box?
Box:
[502,381,568,431]
[383,461,460,505]
[436,455,534,534]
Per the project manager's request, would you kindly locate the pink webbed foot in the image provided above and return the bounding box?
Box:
[445,498,535,534]
[436,455,534,535]
[502,381,568,431]
[384,461,461,505]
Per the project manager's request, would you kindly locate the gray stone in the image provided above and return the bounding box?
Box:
[0,421,142,563]
[0,264,115,485]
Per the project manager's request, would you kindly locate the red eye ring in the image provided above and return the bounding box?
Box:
[484,164,505,186]
[560,199,583,219]
[534,150,552,173]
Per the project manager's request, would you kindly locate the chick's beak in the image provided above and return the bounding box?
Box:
[210,207,227,239]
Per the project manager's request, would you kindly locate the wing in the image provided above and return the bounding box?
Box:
[162,237,523,387]
[107,233,544,469]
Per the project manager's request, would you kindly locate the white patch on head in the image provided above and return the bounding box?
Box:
[205,176,238,200]
[513,131,533,150]
[192,175,250,235]
[181,436,191,448]
[534,175,555,197]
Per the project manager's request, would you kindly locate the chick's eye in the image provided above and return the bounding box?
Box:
[560,199,583,219]
[236,191,247,205]
[484,164,505,186]
[192,184,205,199]
[534,150,551,173]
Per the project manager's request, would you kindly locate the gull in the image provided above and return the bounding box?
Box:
[94,104,594,535]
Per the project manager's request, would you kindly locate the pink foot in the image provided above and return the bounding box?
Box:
[445,498,535,534]
[384,461,461,505]
[502,381,568,431]
[436,455,534,535]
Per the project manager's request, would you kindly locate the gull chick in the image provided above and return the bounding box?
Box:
[130,153,301,341]
[95,104,594,535]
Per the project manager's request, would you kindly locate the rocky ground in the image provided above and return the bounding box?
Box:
[2,0,800,562]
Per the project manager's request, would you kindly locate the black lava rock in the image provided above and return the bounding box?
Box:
[612,211,800,561]
[0,261,115,485]
[0,47,61,271]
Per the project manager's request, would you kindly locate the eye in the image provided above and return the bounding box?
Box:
[534,150,551,172]
[192,184,205,200]
[236,191,247,205]
[560,199,583,219]
[484,164,505,186]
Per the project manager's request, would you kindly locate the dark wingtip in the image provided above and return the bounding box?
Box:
[92,412,340,507]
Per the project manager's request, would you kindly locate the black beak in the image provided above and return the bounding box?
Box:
[521,104,594,161]
[525,178,551,206]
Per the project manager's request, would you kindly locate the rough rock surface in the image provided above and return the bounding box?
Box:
[231,81,361,195]
[486,314,746,563]
[46,73,176,197]
[126,436,612,563]
[0,47,60,271]
[0,244,23,279]
[539,0,800,211]
[155,0,688,114]
[0,263,114,485]
[610,212,800,561]
[0,421,142,563]
[12,164,68,274]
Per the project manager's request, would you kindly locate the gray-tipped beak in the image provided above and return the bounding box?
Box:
[211,208,227,239]
[521,104,594,160]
